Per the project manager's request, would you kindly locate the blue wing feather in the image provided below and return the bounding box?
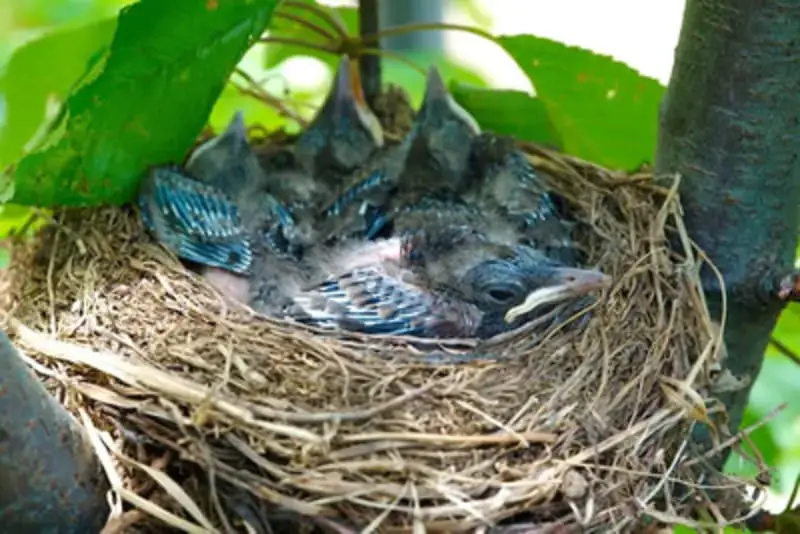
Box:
[289,267,433,336]
[323,170,392,240]
[138,167,252,274]
[324,169,388,218]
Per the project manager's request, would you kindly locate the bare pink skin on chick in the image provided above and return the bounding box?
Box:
[202,237,405,309]
[334,238,404,271]
[202,267,250,305]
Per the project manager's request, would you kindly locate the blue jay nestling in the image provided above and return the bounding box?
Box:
[138,111,303,299]
[287,225,610,339]
[184,111,264,195]
[319,65,482,242]
[183,110,311,256]
[251,54,385,216]
[184,111,290,235]
[247,56,387,247]
[293,55,385,180]
[464,132,580,265]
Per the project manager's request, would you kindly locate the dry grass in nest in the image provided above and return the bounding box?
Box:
[0,143,754,532]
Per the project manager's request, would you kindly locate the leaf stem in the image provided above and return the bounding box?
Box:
[259,36,338,55]
[769,335,800,367]
[360,22,497,46]
[232,68,309,127]
[281,0,349,39]
[272,10,337,42]
[785,473,800,513]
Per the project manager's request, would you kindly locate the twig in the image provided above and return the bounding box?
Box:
[339,430,557,446]
[247,383,437,423]
[769,335,800,366]
[360,22,497,46]
[259,35,338,55]
[281,0,348,38]
[273,9,337,41]
[681,402,788,468]
[231,68,309,127]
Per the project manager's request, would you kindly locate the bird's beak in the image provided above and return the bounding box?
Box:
[222,110,248,145]
[419,66,481,135]
[186,110,248,169]
[504,267,612,324]
[318,56,384,147]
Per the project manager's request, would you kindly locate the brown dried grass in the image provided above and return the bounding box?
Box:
[0,141,755,532]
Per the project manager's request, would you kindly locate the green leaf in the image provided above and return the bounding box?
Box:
[0,204,37,239]
[0,247,8,269]
[0,17,118,168]
[450,83,563,149]
[497,35,665,171]
[10,0,278,207]
[263,0,355,71]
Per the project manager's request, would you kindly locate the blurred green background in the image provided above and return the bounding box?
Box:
[1,0,798,530]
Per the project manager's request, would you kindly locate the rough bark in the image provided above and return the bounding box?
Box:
[655,0,800,460]
[0,331,109,532]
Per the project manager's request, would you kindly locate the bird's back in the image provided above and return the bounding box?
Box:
[465,132,580,265]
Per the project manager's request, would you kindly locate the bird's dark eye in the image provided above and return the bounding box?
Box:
[485,286,519,305]
[488,289,515,302]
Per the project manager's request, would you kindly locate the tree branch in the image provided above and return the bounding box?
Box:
[0,330,109,531]
[358,0,382,108]
[655,0,800,464]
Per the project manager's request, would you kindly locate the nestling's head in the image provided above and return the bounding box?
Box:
[294,55,384,174]
[400,226,610,326]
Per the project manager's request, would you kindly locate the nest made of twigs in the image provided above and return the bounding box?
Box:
[1,121,750,531]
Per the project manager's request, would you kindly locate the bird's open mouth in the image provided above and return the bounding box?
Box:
[504,268,612,324]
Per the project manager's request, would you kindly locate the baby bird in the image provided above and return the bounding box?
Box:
[138,112,274,275]
[293,55,385,181]
[184,111,291,237]
[254,55,386,214]
[320,65,482,242]
[185,111,264,195]
[464,132,580,264]
[185,110,313,258]
[140,110,308,302]
[288,225,610,339]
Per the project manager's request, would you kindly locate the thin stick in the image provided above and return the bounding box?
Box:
[340,430,557,446]
[360,22,497,46]
[231,68,309,127]
[273,10,337,41]
[281,0,348,38]
[769,335,800,367]
[259,35,337,54]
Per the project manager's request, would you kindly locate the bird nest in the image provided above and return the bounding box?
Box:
[1,139,748,532]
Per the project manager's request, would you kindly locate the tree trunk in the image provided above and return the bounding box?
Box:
[379,0,445,53]
[0,331,109,532]
[655,0,800,461]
